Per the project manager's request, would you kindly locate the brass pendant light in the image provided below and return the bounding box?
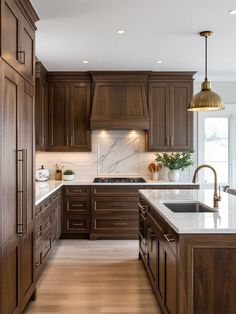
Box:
[188,31,224,111]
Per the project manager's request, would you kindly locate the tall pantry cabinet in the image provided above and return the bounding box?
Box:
[0,0,39,313]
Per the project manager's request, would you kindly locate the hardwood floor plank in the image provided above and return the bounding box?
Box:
[24,240,161,314]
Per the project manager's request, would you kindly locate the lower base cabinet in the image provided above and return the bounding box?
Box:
[90,186,144,240]
[139,196,236,314]
[34,189,62,281]
[61,186,91,238]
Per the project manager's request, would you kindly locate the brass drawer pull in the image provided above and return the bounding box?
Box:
[112,222,127,226]
[112,204,127,208]
[72,223,83,226]
[164,234,175,242]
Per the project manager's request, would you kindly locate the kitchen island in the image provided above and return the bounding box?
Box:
[139,189,236,314]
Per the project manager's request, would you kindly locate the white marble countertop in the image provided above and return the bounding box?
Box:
[139,189,236,234]
[35,180,198,206]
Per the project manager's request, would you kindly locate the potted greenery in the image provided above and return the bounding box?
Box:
[62,169,75,181]
[155,151,194,182]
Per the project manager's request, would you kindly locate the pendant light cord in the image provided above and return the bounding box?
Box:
[205,35,208,80]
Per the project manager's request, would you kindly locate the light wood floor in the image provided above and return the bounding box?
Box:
[25,240,161,314]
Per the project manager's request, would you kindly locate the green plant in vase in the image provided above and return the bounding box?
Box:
[63,169,75,181]
[155,150,194,182]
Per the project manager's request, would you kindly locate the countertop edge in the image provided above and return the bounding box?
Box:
[35,180,199,206]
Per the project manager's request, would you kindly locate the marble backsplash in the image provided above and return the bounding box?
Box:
[35,130,194,182]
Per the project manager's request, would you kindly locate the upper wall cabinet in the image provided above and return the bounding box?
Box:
[146,73,195,152]
[35,62,48,150]
[1,0,38,85]
[48,76,91,152]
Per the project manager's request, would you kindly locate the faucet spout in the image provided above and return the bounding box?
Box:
[192,164,221,208]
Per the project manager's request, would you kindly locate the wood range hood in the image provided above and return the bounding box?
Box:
[90,72,150,130]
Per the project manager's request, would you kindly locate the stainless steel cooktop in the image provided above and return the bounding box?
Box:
[93,177,146,183]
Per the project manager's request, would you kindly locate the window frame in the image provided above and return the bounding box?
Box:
[197,104,236,188]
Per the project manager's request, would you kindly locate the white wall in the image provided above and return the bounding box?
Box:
[194,81,236,104]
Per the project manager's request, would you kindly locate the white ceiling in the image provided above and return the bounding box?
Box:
[31,0,236,80]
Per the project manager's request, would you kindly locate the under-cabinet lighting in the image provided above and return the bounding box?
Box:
[229,9,236,14]
[117,30,126,34]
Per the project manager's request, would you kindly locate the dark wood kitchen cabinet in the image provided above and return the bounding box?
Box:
[35,62,48,150]
[146,73,195,151]
[140,199,178,314]
[1,0,38,85]
[48,80,91,151]
[34,189,62,281]
[1,61,36,313]
[140,195,236,314]
[62,186,91,238]
[90,186,144,240]
[0,1,38,312]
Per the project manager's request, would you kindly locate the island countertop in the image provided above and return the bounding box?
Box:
[139,189,236,234]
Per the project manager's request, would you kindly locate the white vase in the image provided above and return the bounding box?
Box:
[168,170,180,182]
[62,174,75,181]
[158,166,169,181]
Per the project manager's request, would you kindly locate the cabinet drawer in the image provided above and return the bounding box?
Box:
[42,231,52,259]
[34,247,43,278]
[34,218,42,247]
[35,204,42,218]
[42,198,51,213]
[51,190,61,203]
[42,211,52,233]
[64,215,90,233]
[95,219,138,230]
[64,186,90,196]
[92,186,145,197]
[92,198,138,214]
[64,197,90,214]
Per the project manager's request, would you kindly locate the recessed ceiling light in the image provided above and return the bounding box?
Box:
[229,9,236,14]
[82,60,89,64]
[156,60,163,64]
[117,30,126,34]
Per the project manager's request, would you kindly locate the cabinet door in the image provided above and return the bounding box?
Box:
[147,82,170,151]
[70,82,91,151]
[48,83,70,150]
[169,82,193,150]
[1,62,22,314]
[2,62,19,245]
[1,0,22,74]
[165,244,177,314]
[20,18,35,84]
[18,77,35,310]
[2,237,20,314]
[35,77,48,150]
[158,241,165,302]
[147,226,157,284]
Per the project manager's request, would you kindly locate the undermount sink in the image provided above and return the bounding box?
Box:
[163,202,216,213]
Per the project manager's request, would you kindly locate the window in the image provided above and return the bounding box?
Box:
[198,105,236,188]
